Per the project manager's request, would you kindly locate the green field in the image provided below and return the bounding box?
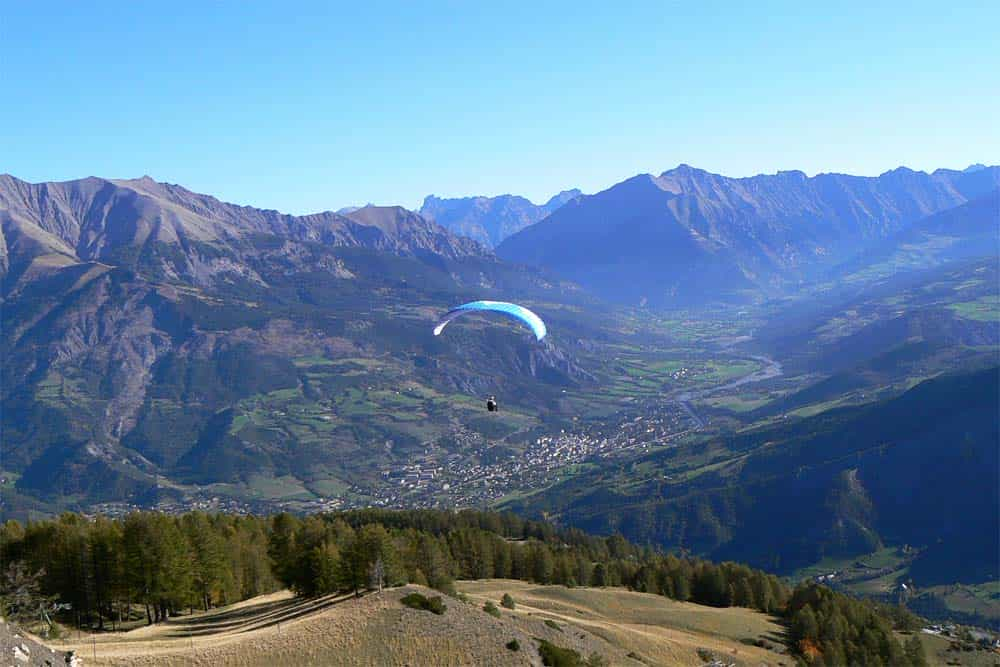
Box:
[703,394,772,413]
[949,295,1000,321]
[921,582,1000,622]
[916,632,1000,667]
[791,547,907,583]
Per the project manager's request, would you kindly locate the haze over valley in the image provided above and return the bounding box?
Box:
[2,4,998,663]
[3,164,996,632]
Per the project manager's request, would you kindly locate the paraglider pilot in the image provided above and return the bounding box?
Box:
[486,395,498,412]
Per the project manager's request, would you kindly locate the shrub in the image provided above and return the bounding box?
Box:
[537,638,584,667]
[484,600,501,618]
[506,639,520,651]
[426,596,446,614]
[501,593,516,609]
[400,592,446,615]
[435,579,458,597]
[401,592,425,609]
[545,619,562,631]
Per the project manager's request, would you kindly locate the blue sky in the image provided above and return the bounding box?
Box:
[2,1,997,213]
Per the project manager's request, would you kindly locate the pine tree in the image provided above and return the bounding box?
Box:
[532,544,555,584]
[792,606,820,643]
[312,543,341,595]
[575,556,593,588]
[89,516,124,628]
[736,577,755,608]
[591,562,608,587]
[184,513,229,610]
[904,635,927,667]
[338,534,368,597]
[267,513,300,588]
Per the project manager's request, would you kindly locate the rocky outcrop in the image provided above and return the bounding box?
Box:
[0,619,78,667]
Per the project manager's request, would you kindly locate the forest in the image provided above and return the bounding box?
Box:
[0,508,926,665]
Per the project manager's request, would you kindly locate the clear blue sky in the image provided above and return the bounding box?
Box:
[2,1,997,213]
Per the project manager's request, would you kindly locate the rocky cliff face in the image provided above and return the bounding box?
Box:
[0,175,489,292]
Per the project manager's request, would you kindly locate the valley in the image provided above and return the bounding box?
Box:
[2,166,997,635]
[4,9,998,665]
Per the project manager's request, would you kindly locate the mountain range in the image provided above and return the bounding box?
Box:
[419,189,581,247]
[0,174,487,289]
[1,162,997,598]
[497,164,999,305]
[0,174,591,510]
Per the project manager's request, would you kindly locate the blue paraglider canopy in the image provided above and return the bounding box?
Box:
[433,300,547,341]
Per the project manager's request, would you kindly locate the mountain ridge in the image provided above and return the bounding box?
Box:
[497,163,999,305]
[419,188,582,247]
[0,173,592,512]
[0,174,488,267]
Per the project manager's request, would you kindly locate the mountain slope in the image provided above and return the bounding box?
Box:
[754,257,999,381]
[420,189,581,247]
[831,188,1000,278]
[54,583,785,666]
[0,175,487,292]
[496,164,999,304]
[507,367,999,580]
[0,175,594,511]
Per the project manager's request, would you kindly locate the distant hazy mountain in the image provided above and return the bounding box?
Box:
[497,165,999,305]
[420,189,582,247]
[829,188,1000,278]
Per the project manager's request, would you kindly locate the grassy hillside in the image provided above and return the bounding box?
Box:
[53,582,786,666]
[460,580,785,665]
[3,508,928,665]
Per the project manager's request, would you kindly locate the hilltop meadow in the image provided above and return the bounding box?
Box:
[1,508,931,666]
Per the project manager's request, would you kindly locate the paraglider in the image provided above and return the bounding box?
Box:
[433,300,547,412]
[432,300,547,341]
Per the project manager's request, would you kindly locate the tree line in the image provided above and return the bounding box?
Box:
[0,512,276,628]
[787,581,927,666]
[0,508,925,665]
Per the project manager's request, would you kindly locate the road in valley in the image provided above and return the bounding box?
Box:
[674,354,783,429]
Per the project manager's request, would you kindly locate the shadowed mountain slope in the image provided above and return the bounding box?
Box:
[506,367,999,580]
[497,165,999,304]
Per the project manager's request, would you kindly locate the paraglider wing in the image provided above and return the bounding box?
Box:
[433,300,547,341]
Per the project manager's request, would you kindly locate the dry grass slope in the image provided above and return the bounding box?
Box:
[53,581,791,666]
[459,580,788,667]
